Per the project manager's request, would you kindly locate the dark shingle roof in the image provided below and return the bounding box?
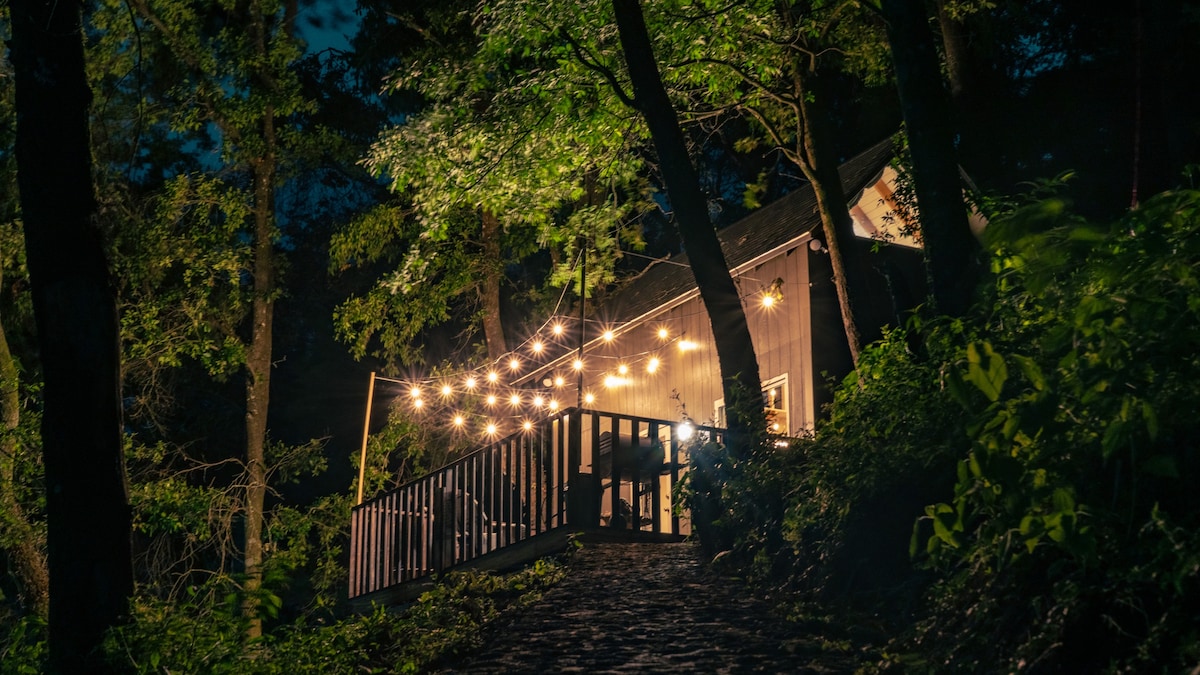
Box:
[603,137,897,323]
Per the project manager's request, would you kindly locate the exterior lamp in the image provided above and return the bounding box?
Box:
[677,421,694,441]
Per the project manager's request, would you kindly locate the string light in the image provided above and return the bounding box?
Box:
[367,272,787,437]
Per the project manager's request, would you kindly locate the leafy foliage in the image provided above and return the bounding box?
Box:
[687,185,1200,672]
[99,557,565,674]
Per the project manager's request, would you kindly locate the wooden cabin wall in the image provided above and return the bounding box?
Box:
[586,243,819,434]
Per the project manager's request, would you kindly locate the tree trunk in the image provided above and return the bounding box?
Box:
[612,0,764,448]
[480,210,508,361]
[881,0,978,317]
[242,154,274,640]
[242,9,280,640]
[790,69,880,364]
[0,282,49,618]
[9,0,133,670]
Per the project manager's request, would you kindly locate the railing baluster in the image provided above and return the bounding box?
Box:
[349,409,712,599]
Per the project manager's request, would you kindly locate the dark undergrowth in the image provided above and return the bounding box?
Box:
[689,186,1200,673]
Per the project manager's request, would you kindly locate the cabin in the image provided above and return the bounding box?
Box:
[348,137,924,605]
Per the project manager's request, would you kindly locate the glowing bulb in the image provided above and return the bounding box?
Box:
[762,293,776,308]
[603,375,629,388]
[679,339,698,352]
[465,376,477,390]
[548,399,559,411]
[453,415,465,426]
[657,327,669,340]
[509,358,520,371]
[554,376,565,387]
[677,421,694,441]
[410,386,421,398]
[486,394,498,406]
[487,371,499,383]
[440,384,452,397]
[509,393,521,406]
[572,359,584,371]
[552,323,564,336]
[602,329,614,342]
[485,422,498,436]
[531,341,544,354]
[413,398,424,409]
[584,392,596,404]
[617,363,629,375]
[530,395,541,407]
[522,420,533,431]
[647,357,660,374]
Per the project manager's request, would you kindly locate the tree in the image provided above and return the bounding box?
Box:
[662,0,897,363]
[123,0,316,637]
[609,0,765,444]
[9,0,133,669]
[877,0,979,317]
[342,2,647,369]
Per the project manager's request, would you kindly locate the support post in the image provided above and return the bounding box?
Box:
[356,371,376,505]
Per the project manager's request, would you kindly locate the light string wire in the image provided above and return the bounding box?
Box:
[373,249,790,437]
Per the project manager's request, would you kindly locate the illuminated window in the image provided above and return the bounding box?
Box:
[713,373,789,437]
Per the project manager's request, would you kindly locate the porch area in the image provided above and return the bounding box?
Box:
[348,409,717,605]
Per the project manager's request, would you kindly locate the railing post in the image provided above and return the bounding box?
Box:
[567,409,601,527]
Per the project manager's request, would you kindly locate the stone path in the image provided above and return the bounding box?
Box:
[438,541,859,673]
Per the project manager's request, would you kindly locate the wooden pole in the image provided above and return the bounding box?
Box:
[356,371,376,505]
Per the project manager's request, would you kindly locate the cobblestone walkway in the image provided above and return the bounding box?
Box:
[439,541,858,673]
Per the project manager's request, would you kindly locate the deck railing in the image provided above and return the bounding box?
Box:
[348,408,720,599]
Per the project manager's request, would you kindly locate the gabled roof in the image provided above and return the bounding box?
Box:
[601,136,898,324]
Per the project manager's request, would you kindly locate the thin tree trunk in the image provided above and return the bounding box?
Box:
[242,6,280,639]
[881,0,978,317]
[612,0,764,448]
[480,210,508,361]
[790,69,879,364]
[242,153,274,640]
[10,0,133,669]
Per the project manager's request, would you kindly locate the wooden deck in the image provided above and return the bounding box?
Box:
[348,409,719,603]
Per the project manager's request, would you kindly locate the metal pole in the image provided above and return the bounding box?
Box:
[355,371,376,505]
[577,241,586,408]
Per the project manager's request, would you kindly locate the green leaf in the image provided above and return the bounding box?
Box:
[965,341,1008,402]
